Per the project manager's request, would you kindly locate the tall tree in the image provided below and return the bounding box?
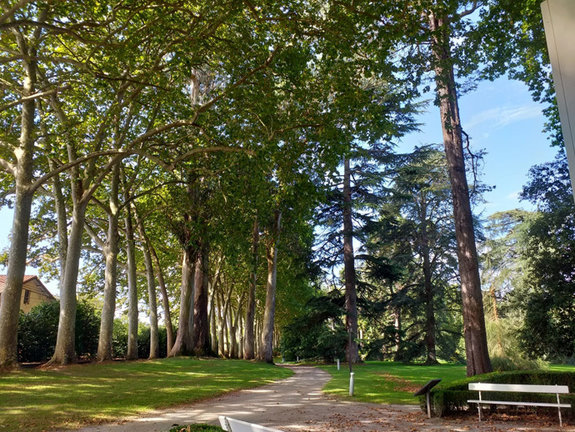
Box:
[427,3,491,376]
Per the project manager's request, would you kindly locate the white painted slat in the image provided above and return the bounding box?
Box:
[218,416,285,432]
[467,399,571,408]
[469,383,570,394]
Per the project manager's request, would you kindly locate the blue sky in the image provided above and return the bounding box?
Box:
[398,76,558,217]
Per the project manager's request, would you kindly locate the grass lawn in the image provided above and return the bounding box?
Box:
[322,362,575,405]
[0,357,292,432]
[321,362,466,404]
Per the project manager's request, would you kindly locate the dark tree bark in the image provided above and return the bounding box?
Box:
[429,11,491,376]
[192,243,211,356]
[343,157,360,364]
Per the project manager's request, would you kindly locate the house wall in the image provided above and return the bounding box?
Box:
[19,280,55,314]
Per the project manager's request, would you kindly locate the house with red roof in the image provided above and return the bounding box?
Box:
[0,275,56,314]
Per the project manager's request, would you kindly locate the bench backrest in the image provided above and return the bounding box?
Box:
[469,383,570,394]
[219,416,285,432]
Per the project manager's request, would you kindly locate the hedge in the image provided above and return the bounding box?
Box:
[422,370,575,417]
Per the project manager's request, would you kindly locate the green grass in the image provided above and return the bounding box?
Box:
[321,361,466,404]
[322,362,575,405]
[0,357,292,432]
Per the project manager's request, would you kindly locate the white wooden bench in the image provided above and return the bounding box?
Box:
[468,382,572,427]
[219,416,285,432]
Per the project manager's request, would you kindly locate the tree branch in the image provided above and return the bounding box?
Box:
[0,86,69,113]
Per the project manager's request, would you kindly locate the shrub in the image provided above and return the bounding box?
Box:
[137,325,168,358]
[18,300,100,362]
[425,370,575,417]
[280,293,347,362]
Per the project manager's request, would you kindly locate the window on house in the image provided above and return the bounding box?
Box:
[23,289,30,304]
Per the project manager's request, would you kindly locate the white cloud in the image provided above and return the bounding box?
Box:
[465,104,542,131]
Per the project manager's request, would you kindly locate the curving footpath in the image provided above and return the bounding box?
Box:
[70,366,573,432]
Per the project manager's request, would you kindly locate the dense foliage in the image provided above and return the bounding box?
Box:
[18,301,99,362]
[480,151,575,363]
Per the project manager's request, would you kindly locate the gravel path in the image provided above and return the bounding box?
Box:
[69,366,573,432]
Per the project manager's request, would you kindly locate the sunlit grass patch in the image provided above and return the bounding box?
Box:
[321,361,466,404]
[0,357,292,432]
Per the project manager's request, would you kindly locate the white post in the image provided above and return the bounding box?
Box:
[296,356,299,363]
[349,372,355,396]
[337,358,340,370]
[556,388,563,428]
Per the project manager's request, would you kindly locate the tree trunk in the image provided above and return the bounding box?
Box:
[124,204,139,360]
[135,214,159,359]
[97,165,120,361]
[50,160,68,290]
[50,199,87,365]
[420,201,438,365]
[429,12,491,376]
[259,210,281,363]
[0,33,37,369]
[169,248,196,356]
[230,292,244,358]
[393,307,402,361]
[244,218,259,359]
[343,157,360,364]
[192,243,211,356]
[209,285,218,354]
[150,243,174,354]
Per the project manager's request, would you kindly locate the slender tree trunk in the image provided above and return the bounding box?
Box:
[420,203,438,365]
[343,157,360,364]
[124,204,139,360]
[0,32,37,369]
[429,12,491,376]
[244,218,259,359]
[393,310,402,361]
[50,162,68,290]
[192,243,210,356]
[259,210,281,363]
[50,199,87,365]
[169,248,196,356]
[209,286,218,354]
[217,289,225,357]
[135,214,159,359]
[150,243,174,353]
[97,165,120,361]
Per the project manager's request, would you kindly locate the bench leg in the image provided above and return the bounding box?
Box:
[477,403,482,422]
[558,406,563,428]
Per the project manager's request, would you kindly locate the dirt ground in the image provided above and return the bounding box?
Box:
[69,366,574,432]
